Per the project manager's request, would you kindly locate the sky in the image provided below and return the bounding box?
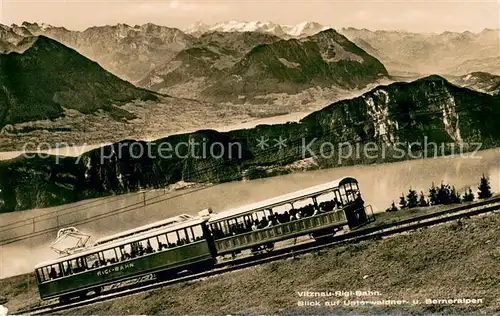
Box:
[0,0,499,33]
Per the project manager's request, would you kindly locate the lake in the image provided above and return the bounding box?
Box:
[0,147,499,278]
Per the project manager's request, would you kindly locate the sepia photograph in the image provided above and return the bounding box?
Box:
[0,0,499,315]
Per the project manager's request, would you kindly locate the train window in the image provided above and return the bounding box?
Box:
[47,264,61,279]
[35,269,42,283]
[61,261,71,276]
[157,234,168,251]
[316,192,335,204]
[118,244,132,261]
[339,185,348,204]
[167,231,177,247]
[293,198,314,209]
[334,190,343,205]
[177,229,187,245]
[86,253,100,269]
[102,248,118,263]
[69,257,87,273]
[136,239,151,255]
[192,225,204,240]
[186,228,195,242]
[147,237,159,253]
[130,241,141,258]
[39,267,49,282]
[219,221,230,235]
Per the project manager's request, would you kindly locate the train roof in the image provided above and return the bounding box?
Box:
[208,177,358,223]
[93,214,194,246]
[35,217,206,269]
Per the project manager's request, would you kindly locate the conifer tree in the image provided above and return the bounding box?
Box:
[429,182,438,205]
[407,187,418,208]
[478,174,493,199]
[462,187,474,202]
[399,193,407,209]
[418,191,428,207]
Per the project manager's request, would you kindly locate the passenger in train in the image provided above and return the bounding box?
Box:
[281,211,291,223]
[296,210,302,219]
[251,219,260,231]
[258,217,269,228]
[158,242,163,251]
[270,213,281,226]
[312,206,320,216]
[354,193,364,207]
[65,264,73,275]
[49,267,57,279]
[146,241,154,254]
[137,244,145,256]
[331,200,338,211]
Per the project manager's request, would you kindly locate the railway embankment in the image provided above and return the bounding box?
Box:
[3,208,499,315]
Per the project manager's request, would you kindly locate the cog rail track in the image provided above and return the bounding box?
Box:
[13,197,500,316]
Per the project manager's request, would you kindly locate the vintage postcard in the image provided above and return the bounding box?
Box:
[0,0,499,315]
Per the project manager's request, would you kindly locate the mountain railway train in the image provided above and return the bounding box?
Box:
[34,176,374,303]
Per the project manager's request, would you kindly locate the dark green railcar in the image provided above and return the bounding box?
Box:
[35,218,215,302]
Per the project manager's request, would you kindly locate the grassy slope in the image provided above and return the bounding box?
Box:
[2,211,499,315]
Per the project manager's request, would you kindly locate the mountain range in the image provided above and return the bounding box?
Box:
[1,75,499,212]
[5,22,197,82]
[185,21,500,76]
[1,21,498,87]
[139,29,389,101]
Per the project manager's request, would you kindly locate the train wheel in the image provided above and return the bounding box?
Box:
[94,287,102,296]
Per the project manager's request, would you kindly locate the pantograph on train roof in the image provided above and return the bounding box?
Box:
[207,176,359,223]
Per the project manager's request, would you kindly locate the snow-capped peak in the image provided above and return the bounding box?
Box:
[282,21,330,37]
[184,20,331,38]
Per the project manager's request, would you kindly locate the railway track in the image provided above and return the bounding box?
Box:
[13,196,500,315]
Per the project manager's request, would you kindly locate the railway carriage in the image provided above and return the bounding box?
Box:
[34,176,373,303]
[35,218,215,302]
[206,176,373,256]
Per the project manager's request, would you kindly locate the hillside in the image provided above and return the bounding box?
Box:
[1,76,499,212]
[199,29,388,101]
[2,209,499,314]
[0,35,157,128]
